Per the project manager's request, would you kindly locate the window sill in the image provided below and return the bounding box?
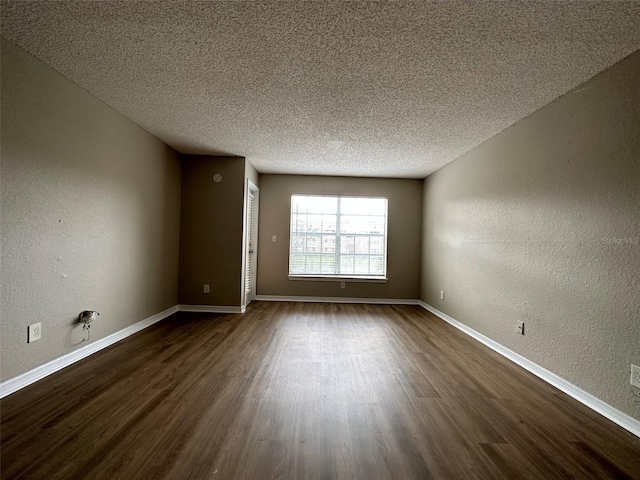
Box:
[288,275,388,284]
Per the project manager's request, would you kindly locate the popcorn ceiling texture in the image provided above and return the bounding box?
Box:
[2,1,640,178]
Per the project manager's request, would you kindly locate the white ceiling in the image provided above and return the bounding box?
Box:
[2,1,640,178]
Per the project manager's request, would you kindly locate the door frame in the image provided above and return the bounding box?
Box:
[241,179,259,308]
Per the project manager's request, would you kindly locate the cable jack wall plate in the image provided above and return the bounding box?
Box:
[631,364,640,388]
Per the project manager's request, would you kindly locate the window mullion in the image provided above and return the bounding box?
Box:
[304,211,308,273]
[335,198,341,275]
[368,235,371,274]
[320,214,324,273]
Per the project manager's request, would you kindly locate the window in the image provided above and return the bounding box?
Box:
[289,195,388,280]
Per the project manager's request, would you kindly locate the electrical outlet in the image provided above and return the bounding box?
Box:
[272,235,277,243]
[516,320,525,335]
[440,290,445,300]
[28,322,42,343]
[631,364,640,388]
[203,284,210,294]
[340,281,346,289]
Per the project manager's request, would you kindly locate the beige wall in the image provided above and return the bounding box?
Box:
[178,156,246,306]
[257,175,422,299]
[0,39,182,381]
[421,51,640,419]
[245,159,259,190]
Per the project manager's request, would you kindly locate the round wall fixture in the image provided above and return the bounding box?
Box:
[213,173,222,183]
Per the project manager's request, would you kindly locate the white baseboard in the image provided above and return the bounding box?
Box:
[0,303,249,399]
[419,301,640,438]
[0,305,179,399]
[178,304,245,314]
[7,298,636,438]
[255,295,420,305]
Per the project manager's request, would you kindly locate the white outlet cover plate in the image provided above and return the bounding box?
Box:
[28,322,42,343]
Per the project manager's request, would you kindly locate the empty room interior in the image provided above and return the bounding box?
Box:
[1,2,639,479]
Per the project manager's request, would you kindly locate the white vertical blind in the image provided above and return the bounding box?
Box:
[245,190,255,295]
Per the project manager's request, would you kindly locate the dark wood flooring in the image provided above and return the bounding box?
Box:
[1,302,639,479]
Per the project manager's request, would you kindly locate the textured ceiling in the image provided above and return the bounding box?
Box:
[2,1,640,178]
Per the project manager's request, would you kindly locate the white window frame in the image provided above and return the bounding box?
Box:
[288,194,388,283]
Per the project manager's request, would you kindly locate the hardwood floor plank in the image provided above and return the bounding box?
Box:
[2,302,639,479]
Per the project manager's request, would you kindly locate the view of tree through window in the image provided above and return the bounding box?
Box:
[289,195,388,277]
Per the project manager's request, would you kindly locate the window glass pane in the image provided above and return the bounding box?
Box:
[322,214,337,233]
[339,215,358,234]
[370,256,384,274]
[340,235,355,254]
[340,215,383,235]
[291,234,305,253]
[340,197,386,215]
[306,255,321,272]
[290,254,306,274]
[355,237,369,254]
[305,214,322,233]
[354,256,370,274]
[292,195,337,214]
[306,235,320,252]
[320,255,336,274]
[321,235,336,253]
[369,217,385,235]
[290,195,387,277]
[370,236,384,255]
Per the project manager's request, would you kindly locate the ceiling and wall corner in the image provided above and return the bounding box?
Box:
[0,38,182,382]
[420,50,640,421]
[1,1,639,178]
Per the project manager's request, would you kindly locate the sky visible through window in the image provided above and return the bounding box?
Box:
[289,195,388,277]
